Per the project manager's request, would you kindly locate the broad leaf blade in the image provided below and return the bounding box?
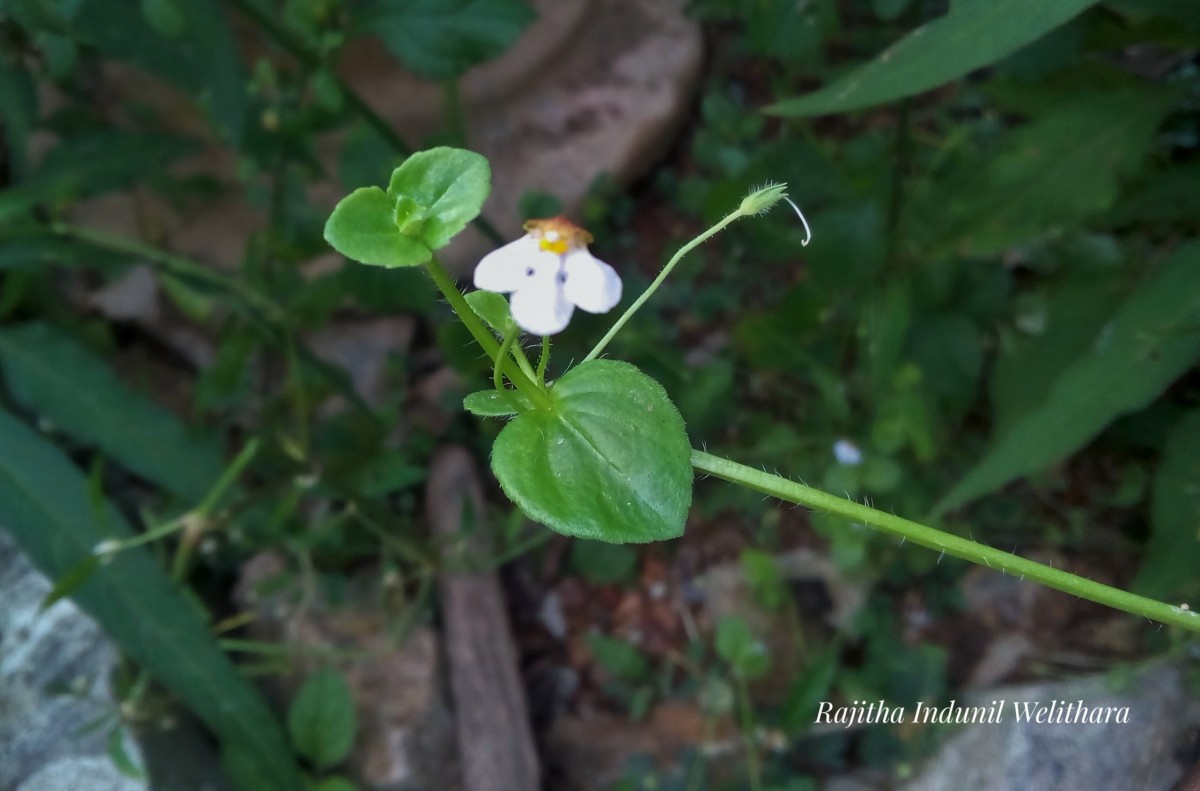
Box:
[324,186,431,267]
[1133,410,1200,600]
[386,147,491,250]
[0,410,302,791]
[0,322,223,502]
[936,241,1200,513]
[767,0,1098,117]
[491,360,692,543]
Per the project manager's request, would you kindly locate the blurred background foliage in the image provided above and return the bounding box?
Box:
[0,0,1198,789]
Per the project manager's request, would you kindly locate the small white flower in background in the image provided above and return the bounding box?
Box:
[833,439,863,466]
[474,217,622,335]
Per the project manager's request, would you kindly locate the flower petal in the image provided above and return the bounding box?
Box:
[509,269,575,335]
[474,235,554,294]
[561,249,622,314]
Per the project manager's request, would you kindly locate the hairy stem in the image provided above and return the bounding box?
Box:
[691,450,1200,633]
[425,258,552,410]
[584,210,744,363]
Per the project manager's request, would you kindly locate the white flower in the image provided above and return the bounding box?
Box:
[473,217,622,335]
[833,439,863,466]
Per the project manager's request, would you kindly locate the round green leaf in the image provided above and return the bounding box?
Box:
[287,669,357,771]
[324,186,430,267]
[490,360,692,543]
[386,147,491,250]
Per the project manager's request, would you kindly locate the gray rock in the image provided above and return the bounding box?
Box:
[0,531,148,791]
[903,662,1200,791]
[17,757,144,791]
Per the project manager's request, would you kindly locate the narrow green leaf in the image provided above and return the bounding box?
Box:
[1133,410,1200,600]
[989,274,1125,434]
[40,553,102,610]
[0,322,224,502]
[0,409,303,791]
[930,89,1176,257]
[106,726,146,780]
[767,0,1099,117]
[323,186,431,267]
[491,360,692,543]
[288,668,358,771]
[780,640,841,733]
[936,241,1200,513]
[359,0,535,80]
[386,147,492,250]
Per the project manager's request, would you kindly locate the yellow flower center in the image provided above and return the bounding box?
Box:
[524,216,593,256]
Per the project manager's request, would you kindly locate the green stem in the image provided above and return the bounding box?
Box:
[494,328,517,393]
[48,224,285,322]
[735,675,762,791]
[691,450,1200,634]
[512,340,539,383]
[536,335,551,386]
[585,209,745,362]
[425,257,552,410]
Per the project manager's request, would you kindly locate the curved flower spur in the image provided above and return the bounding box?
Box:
[473,217,622,335]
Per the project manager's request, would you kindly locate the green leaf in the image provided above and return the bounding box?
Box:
[323,187,431,267]
[1133,410,1200,600]
[767,0,1099,116]
[288,668,358,771]
[0,60,37,180]
[464,389,525,417]
[490,360,692,543]
[780,640,840,733]
[930,89,1176,257]
[68,0,245,141]
[1109,163,1200,227]
[989,274,1125,434]
[714,616,770,680]
[569,540,639,585]
[0,323,224,502]
[586,634,650,683]
[106,726,145,780]
[311,778,360,791]
[465,289,515,336]
[872,0,912,21]
[359,0,535,80]
[0,409,302,791]
[936,241,1200,513]
[740,549,787,610]
[141,0,186,37]
[386,147,491,250]
[40,553,102,610]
